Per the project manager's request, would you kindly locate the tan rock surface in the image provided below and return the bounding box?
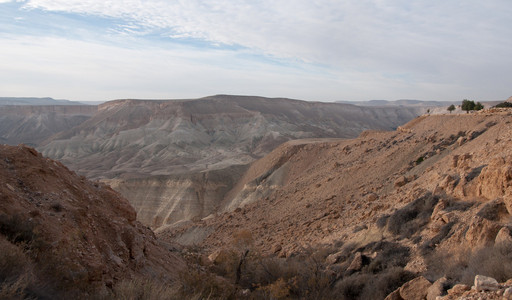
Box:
[399,276,431,300]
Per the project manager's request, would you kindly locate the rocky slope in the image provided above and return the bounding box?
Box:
[0,144,184,298]
[0,105,96,146]
[37,95,428,228]
[161,107,512,299]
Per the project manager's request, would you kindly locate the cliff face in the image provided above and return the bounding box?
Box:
[108,164,248,228]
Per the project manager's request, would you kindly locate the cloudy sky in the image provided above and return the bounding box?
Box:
[0,1,511,102]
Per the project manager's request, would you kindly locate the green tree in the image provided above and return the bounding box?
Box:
[447,104,455,113]
[461,99,475,113]
[474,102,484,110]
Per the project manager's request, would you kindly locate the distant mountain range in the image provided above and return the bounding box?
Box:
[338,99,457,106]
[0,97,88,106]
[338,98,505,107]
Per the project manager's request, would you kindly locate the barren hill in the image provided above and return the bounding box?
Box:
[161,108,512,299]
[0,144,185,298]
[37,95,428,228]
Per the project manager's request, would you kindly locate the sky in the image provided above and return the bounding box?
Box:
[0,0,511,102]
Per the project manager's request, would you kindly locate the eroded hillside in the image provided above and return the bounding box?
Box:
[161,108,512,299]
[37,95,428,228]
[40,95,424,179]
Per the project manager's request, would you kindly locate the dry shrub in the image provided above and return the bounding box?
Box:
[0,238,32,299]
[443,198,474,212]
[0,237,57,299]
[334,273,371,300]
[255,277,290,300]
[209,249,240,279]
[234,247,334,299]
[233,229,254,250]
[426,243,512,285]
[333,267,414,300]
[376,214,389,229]
[109,278,184,300]
[0,214,36,245]
[476,199,508,221]
[360,241,410,273]
[0,275,30,300]
[0,238,30,283]
[361,267,415,299]
[385,193,439,238]
[180,268,236,299]
[420,222,455,254]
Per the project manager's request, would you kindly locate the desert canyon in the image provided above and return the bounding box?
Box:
[2,95,512,299]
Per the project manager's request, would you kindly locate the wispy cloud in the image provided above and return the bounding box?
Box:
[0,0,511,101]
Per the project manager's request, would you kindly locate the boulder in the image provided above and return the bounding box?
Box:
[453,153,472,170]
[504,195,512,215]
[495,227,512,248]
[474,274,499,292]
[208,248,233,264]
[346,252,364,273]
[441,212,456,223]
[438,175,455,191]
[367,193,378,202]
[475,156,512,200]
[395,176,408,188]
[447,283,470,295]
[271,244,282,254]
[385,288,404,300]
[399,276,431,300]
[464,216,501,247]
[451,155,459,168]
[325,250,343,265]
[426,277,448,300]
[431,199,448,220]
[504,287,512,299]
